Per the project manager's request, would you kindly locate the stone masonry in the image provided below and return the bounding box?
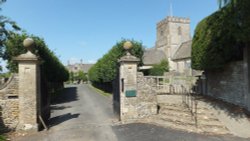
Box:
[117,46,157,122]
[0,74,19,130]
[0,38,42,132]
[14,50,42,131]
[206,61,246,108]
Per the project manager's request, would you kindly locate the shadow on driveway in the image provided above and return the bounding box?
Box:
[51,86,78,104]
[49,113,80,128]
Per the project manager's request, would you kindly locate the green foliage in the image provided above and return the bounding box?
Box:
[192,0,249,70]
[3,32,69,82]
[88,39,144,83]
[0,135,6,141]
[149,59,169,76]
[76,70,88,82]
[0,0,20,71]
[0,72,10,78]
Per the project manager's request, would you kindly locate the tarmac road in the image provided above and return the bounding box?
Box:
[13,85,250,141]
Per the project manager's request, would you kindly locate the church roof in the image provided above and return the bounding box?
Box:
[172,40,192,61]
[143,48,167,65]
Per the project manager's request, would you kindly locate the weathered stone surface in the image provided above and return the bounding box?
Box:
[206,61,247,108]
[0,74,19,130]
[118,54,157,122]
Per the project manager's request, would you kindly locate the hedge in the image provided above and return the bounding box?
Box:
[3,32,69,82]
[192,0,250,70]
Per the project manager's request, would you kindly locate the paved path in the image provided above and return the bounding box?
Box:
[12,85,250,141]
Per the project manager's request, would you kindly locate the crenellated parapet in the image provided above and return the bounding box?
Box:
[157,16,190,27]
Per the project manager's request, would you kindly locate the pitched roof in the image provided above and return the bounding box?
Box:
[82,64,94,73]
[66,63,94,73]
[172,40,192,61]
[143,48,167,65]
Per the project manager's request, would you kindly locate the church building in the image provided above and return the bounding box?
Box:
[143,16,193,75]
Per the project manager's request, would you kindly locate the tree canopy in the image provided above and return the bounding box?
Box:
[0,0,20,70]
[88,39,144,83]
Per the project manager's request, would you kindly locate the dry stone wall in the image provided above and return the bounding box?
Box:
[206,61,247,108]
[0,74,19,131]
[136,72,157,118]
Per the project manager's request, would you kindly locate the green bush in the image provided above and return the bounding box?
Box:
[192,0,249,70]
[149,59,169,76]
[88,39,144,83]
[3,32,69,82]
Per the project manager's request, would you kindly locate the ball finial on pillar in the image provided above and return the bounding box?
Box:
[23,38,34,51]
[123,41,133,50]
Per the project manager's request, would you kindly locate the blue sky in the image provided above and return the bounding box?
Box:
[1,0,218,65]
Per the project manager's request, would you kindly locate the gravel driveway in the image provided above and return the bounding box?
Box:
[12,85,250,141]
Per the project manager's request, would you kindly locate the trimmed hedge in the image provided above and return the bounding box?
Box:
[192,0,250,70]
[88,39,144,83]
[3,32,69,82]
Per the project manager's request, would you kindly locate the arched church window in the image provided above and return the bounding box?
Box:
[160,30,164,36]
[178,27,182,35]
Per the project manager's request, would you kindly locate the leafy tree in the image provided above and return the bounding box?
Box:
[0,0,20,70]
[149,59,169,76]
[69,71,74,83]
[76,70,87,82]
[88,39,144,83]
[217,0,232,8]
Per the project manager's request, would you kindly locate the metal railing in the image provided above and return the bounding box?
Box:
[181,85,198,127]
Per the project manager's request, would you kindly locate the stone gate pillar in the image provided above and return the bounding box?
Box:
[118,41,140,122]
[14,38,41,131]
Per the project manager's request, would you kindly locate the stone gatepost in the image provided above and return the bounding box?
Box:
[118,41,140,122]
[14,38,41,131]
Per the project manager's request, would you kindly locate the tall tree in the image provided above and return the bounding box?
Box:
[217,0,232,8]
[0,0,20,71]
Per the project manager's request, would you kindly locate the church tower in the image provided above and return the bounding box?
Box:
[155,16,191,70]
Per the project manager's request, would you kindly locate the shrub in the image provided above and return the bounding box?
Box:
[149,59,169,76]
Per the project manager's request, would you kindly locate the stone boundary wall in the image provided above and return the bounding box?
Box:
[0,74,19,131]
[206,61,246,108]
[136,72,157,118]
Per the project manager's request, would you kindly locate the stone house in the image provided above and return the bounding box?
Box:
[66,62,94,74]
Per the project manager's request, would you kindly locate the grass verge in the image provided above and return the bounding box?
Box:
[0,135,6,141]
[88,84,111,97]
